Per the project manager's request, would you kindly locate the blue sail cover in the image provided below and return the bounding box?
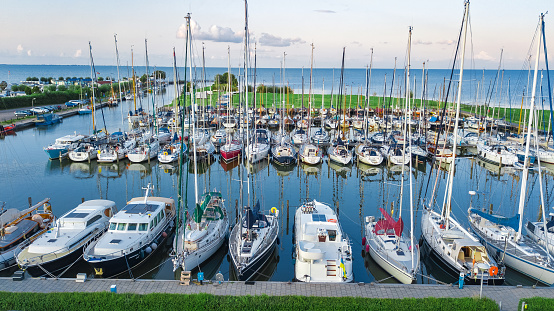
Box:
[469,208,520,231]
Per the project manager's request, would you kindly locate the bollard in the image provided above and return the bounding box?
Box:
[110,285,117,293]
[82,197,85,203]
[28,197,32,208]
[198,272,204,285]
[458,272,464,289]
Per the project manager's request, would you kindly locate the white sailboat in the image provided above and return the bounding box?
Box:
[229,1,280,281]
[363,27,419,284]
[422,1,505,285]
[172,15,229,273]
[468,13,554,285]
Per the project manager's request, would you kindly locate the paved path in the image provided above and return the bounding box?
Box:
[1,277,552,310]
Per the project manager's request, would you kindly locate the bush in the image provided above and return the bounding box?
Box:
[0,92,81,110]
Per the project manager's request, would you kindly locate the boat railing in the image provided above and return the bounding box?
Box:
[17,227,104,267]
[84,217,172,261]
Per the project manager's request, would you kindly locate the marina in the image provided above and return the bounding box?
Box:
[2,1,554,310]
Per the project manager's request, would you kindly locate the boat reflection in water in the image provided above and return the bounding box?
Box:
[98,162,126,179]
[159,163,178,175]
[188,158,215,175]
[475,157,515,177]
[361,249,401,284]
[328,160,352,179]
[69,162,97,179]
[128,162,153,178]
[173,242,228,282]
[229,243,279,282]
[45,158,72,174]
[357,163,382,179]
[300,162,322,176]
[244,157,269,175]
[219,158,240,172]
[271,161,295,177]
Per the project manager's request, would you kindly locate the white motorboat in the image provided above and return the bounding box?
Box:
[44,134,87,160]
[294,200,353,282]
[16,200,117,277]
[476,143,518,166]
[83,185,175,278]
[158,142,187,163]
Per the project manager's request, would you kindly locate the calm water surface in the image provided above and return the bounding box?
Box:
[0,88,553,285]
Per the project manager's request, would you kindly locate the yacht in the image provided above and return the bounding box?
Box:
[355,144,383,166]
[172,191,229,272]
[327,139,353,165]
[294,200,353,282]
[83,186,176,278]
[44,134,87,160]
[299,143,322,165]
[16,200,117,277]
[68,143,98,162]
[229,201,279,281]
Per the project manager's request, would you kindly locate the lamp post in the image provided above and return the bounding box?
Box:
[32,98,35,109]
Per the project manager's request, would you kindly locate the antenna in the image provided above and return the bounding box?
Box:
[142,183,152,203]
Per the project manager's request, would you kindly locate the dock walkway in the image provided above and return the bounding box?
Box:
[1,277,552,310]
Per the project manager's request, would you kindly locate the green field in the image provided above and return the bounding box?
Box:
[0,292,498,311]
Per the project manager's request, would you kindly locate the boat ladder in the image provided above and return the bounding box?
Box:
[326,260,337,277]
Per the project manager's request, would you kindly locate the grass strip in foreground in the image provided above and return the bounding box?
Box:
[519,297,554,311]
[0,292,497,311]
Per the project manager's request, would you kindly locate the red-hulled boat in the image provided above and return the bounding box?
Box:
[220,140,242,162]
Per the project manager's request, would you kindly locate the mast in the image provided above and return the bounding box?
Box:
[366,49,373,140]
[244,0,250,206]
[399,27,412,222]
[516,13,543,241]
[444,1,469,229]
[132,48,137,112]
[405,27,415,274]
[309,43,314,134]
[88,42,96,134]
[114,34,123,124]
[185,14,199,207]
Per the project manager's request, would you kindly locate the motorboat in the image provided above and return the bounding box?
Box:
[83,186,176,278]
[16,200,117,277]
[44,134,87,159]
[294,200,353,282]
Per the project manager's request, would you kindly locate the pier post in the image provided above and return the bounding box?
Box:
[28,197,32,207]
[82,197,85,203]
[489,204,493,215]
[286,200,289,235]
[336,201,339,217]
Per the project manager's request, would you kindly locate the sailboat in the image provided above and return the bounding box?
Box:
[298,43,323,166]
[468,12,554,286]
[229,1,280,281]
[421,1,505,285]
[363,27,419,284]
[172,16,229,273]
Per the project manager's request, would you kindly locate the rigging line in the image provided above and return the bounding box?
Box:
[422,4,466,202]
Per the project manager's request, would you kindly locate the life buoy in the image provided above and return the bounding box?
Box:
[328,218,337,223]
[271,207,277,214]
[489,266,498,276]
[440,224,446,229]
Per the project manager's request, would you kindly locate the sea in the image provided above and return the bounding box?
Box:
[2,64,554,110]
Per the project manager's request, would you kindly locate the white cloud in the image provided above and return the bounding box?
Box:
[414,39,432,45]
[475,50,494,61]
[177,20,242,43]
[27,50,32,56]
[17,44,23,53]
[437,40,455,45]
[314,9,336,14]
[259,33,305,47]
[74,49,82,57]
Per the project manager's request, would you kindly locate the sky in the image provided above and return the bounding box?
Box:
[0,0,553,69]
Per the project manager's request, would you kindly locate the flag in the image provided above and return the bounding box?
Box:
[340,258,347,278]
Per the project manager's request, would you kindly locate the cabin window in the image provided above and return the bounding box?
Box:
[150,220,154,228]
[86,215,102,227]
[128,223,138,231]
[117,223,127,231]
[109,223,116,230]
[139,223,148,231]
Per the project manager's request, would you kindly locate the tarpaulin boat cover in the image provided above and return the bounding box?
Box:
[375,207,404,237]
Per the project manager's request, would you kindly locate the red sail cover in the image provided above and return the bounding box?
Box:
[374,208,404,237]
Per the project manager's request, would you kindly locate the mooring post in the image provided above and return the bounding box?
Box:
[336,201,339,217]
[235,199,238,224]
[28,197,32,207]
